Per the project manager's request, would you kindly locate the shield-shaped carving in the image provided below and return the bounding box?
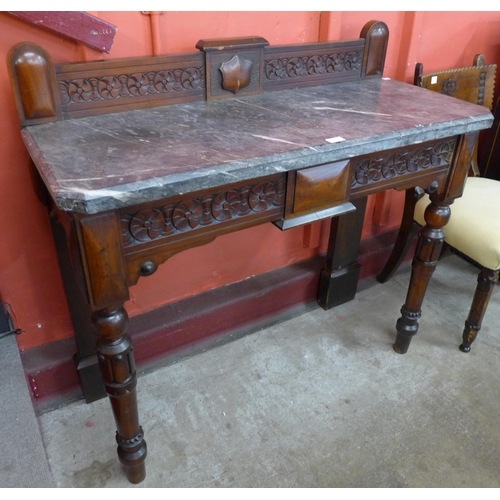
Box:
[219,55,253,94]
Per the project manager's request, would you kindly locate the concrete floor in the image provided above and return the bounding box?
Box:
[37,253,500,487]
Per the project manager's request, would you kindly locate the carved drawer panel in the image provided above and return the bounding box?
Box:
[119,174,286,252]
[350,137,458,196]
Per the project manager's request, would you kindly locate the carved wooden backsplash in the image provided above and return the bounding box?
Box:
[8,21,388,124]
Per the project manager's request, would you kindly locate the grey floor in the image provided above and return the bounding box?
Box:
[0,334,55,488]
[5,252,500,488]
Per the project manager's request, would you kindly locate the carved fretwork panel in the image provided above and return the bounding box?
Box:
[120,176,286,249]
[264,50,363,81]
[59,67,205,104]
[351,138,457,194]
[55,53,206,118]
[263,41,364,90]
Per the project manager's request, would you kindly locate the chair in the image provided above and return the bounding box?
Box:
[480,86,500,181]
[377,55,499,352]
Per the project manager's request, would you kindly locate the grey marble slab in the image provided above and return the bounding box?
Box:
[23,78,493,214]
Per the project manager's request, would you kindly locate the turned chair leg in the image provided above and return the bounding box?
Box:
[459,268,499,352]
[377,187,424,283]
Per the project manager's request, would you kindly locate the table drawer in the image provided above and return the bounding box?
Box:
[275,159,355,230]
[294,159,351,214]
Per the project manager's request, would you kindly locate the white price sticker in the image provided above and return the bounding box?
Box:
[325,136,346,144]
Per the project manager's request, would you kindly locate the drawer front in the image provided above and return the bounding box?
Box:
[293,159,351,215]
[275,159,354,230]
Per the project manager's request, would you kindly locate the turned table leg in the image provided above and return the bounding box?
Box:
[394,199,451,354]
[459,268,499,352]
[75,212,147,482]
[92,305,147,483]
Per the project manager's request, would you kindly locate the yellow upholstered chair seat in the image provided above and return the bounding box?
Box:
[414,177,500,271]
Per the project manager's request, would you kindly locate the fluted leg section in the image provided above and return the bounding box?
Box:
[459,268,499,352]
[394,200,451,354]
[92,306,147,484]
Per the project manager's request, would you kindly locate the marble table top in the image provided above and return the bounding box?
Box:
[23,78,493,214]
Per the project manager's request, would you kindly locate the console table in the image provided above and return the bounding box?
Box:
[8,21,493,483]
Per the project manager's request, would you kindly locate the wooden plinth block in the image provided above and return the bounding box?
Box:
[317,262,362,310]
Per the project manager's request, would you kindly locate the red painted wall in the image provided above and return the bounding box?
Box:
[2,11,500,352]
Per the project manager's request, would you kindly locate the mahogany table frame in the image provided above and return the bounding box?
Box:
[8,21,492,483]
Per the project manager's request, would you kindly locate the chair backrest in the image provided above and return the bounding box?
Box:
[479,96,500,179]
[414,55,496,176]
[414,54,496,109]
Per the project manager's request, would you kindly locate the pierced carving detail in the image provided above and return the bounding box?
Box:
[121,177,285,247]
[352,139,456,188]
[59,67,205,105]
[264,50,363,81]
